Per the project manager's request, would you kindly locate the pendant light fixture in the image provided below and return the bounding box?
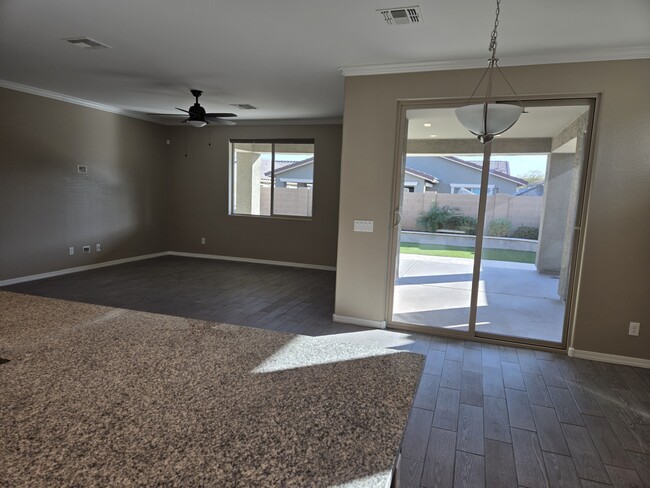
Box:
[455,0,524,144]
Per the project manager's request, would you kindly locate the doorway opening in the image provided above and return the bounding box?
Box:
[389,100,594,348]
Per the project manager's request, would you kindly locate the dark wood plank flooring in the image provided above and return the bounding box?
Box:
[4,256,650,487]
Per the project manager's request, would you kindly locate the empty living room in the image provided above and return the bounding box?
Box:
[1,1,649,486]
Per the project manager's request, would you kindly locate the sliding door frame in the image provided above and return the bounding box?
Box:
[385,94,600,351]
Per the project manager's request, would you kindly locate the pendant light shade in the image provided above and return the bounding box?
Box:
[187,120,207,128]
[455,103,523,143]
[455,0,524,144]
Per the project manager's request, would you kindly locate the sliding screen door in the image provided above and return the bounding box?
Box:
[389,100,594,348]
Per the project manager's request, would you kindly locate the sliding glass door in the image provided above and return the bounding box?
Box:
[388,99,594,348]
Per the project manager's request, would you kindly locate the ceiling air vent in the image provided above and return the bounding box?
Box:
[378,6,422,25]
[230,104,258,110]
[64,37,112,49]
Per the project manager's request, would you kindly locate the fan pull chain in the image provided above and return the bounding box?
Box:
[184,126,188,158]
[208,127,211,146]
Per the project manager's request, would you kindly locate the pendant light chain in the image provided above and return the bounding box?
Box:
[489,0,501,59]
[455,0,525,144]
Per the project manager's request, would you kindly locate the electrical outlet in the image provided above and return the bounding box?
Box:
[83,245,91,254]
[629,322,640,336]
[69,246,74,256]
[201,237,206,245]
[96,243,102,252]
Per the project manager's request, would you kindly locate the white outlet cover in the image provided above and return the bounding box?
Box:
[69,246,74,256]
[629,322,640,336]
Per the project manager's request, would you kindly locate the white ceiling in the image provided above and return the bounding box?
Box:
[407,105,589,139]
[1,0,648,123]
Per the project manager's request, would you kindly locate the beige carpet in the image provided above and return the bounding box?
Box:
[0,291,423,487]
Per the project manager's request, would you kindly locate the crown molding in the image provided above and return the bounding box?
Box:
[231,117,343,126]
[0,79,343,126]
[0,79,162,123]
[339,45,650,77]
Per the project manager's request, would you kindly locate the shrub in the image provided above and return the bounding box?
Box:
[446,215,478,235]
[512,225,539,240]
[417,204,456,232]
[487,219,512,237]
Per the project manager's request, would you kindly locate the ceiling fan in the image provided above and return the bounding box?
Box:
[151,89,237,127]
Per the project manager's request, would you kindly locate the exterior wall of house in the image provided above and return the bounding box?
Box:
[274,164,314,187]
[0,88,170,281]
[403,173,429,193]
[335,59,650,360]
[406,155,521,195]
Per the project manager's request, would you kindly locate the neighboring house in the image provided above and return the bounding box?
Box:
[403,167,439,192]
[265,155,520,195]
[516,183,545,197]
[405,155,528,195]
[264,157,314,187]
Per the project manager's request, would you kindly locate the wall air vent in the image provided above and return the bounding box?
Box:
[64,37,112,49]
[378,6,422,25]
[230,104,258,110]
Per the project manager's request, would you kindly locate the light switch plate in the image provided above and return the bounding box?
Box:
[354,220,374,232]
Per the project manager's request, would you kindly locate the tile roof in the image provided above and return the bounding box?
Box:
[264,157,314,177]
[443,156,528,186]
[515,183,545,196]
[405,167,438,183]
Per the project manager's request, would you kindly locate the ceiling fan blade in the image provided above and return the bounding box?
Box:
[205,113,237,118]
[146,113,187,117]
[175,107,190,114]
[206,118,237,126]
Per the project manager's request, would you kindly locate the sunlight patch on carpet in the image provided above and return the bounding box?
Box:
[252,336,400,374]
[329,470,392,488]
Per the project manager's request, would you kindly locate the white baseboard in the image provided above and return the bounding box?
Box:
[332,314,387,329]
[167,251,336,271]
[0,252,168,287]
[568,347,650,369]
[0,251,336,287]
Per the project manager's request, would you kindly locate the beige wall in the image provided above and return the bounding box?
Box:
[0,88,171,281]
[167,124,342,267]
[0,88,342,279]
[335,60,650,360]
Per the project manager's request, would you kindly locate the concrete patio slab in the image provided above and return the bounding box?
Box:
[393,254,565,343]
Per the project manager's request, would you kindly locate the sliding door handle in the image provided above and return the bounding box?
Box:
[394,209,402,227]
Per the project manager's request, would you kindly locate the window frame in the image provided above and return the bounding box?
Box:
[229,138,315,219]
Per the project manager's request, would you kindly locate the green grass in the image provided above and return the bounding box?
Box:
[400,242,536,264]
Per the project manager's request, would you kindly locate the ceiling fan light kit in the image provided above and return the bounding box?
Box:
[455,0,523,144]
[187,120,207,128]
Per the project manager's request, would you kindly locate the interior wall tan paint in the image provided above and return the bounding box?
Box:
[335,59,650,360]
[0,88,171,281]
[168,124,342,267]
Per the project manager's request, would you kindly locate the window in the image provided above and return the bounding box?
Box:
[450,184,497,195]
[230,140,315,218]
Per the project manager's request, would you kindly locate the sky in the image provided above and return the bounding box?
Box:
[460,154,548,178]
